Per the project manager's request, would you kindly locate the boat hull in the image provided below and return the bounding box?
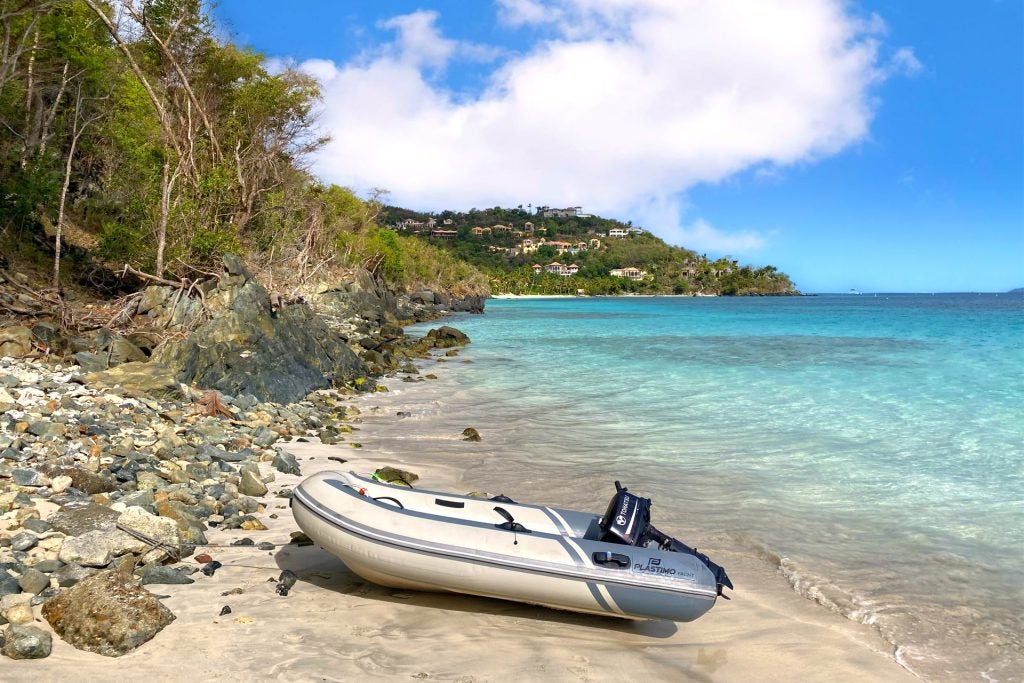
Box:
[292,471,720,622]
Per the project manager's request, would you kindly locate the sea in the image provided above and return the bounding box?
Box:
[391,293,1023,682]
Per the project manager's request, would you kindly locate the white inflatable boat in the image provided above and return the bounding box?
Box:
[291,471,732,622]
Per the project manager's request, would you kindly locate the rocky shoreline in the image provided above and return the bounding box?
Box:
[0,256,478,659]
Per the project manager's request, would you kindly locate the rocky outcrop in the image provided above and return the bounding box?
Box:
[425,326,470,349]
[42,568,176,657]
[150,255,367,404]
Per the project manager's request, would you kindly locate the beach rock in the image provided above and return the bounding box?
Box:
[137,565,194,586]
[18,568,49,595]
[54,564,96,588]
[271,451,301,476]
[0,326,33,357]
[10,532,37,552]
[85,361,182,401]
[424,326,470,349]
[57,530,119,567]
[0,575,21,597]
[11,467,48,485]
[48,502,119,536]
[373,466,419,486]
[150,255,367,404]
[117,507,181,562]
[2,624,52,659]
[462,427,481,442]
[252,427,279,447]
[38,466,117,495]
[42,568,176,656]
[2,602,34,625]
[238,471,268,497]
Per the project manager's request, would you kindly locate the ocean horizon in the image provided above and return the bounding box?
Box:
[395,293,1023,682]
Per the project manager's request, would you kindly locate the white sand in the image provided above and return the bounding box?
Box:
[6,429,919,682]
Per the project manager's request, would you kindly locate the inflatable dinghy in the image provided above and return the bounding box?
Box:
[292,471,732,622]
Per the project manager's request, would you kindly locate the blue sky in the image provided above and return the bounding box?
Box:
[214,0,1023,293]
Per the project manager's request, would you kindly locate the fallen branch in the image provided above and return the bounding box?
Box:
[120,263,185,288]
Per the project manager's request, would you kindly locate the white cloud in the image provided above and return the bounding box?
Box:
[299,0,918,256]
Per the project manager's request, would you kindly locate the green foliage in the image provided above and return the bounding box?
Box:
[380,205,797,296]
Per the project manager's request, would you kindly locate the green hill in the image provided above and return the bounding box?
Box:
[380,206,799,296]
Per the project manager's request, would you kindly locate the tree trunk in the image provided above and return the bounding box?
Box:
[156,159,171,278]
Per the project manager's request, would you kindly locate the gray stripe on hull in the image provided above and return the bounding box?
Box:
[586,582,613,612]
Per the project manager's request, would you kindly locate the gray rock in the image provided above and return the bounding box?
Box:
[252,426,279,447]
[1,447,26,462]
[42,569,176,656]
[137,565,194,586]
[238,470,268,498]
[18,568,49,595]
[2,623,52,659]
[27,421,66,438]
[31,559,64,573]
[150,254,367,404]
[0,575,21,597]
[10,532,37,552]
[271,451,301,476]
[48,503,119,536]
[22,518,51,534]
[425,325,470,349]
[54,564,97,588]
[11,468,47,486]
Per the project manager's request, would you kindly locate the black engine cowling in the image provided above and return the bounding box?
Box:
[599,481,734,596]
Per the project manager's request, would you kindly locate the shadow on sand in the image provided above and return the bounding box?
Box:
[273,542,679,639]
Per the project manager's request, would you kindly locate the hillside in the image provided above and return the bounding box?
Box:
[380,206,799,296]
[0,0,487,301]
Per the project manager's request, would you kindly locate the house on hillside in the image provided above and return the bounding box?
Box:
[539,206,583,218]
[430,229,457,240]
[471,226,492,236]
[610,267,646,281]
[492,224,515,234]
[608,228,629,238]
[523,222,535,233]
[531,264,543,274]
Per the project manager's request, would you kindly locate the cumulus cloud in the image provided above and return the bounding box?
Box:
[298,0,918,255]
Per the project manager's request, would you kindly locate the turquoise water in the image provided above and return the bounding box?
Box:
[406,294,1024,681]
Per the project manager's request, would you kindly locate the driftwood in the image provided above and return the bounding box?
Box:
[196,390,232,419]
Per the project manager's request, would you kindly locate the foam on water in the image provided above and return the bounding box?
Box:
[392,294,1023,682]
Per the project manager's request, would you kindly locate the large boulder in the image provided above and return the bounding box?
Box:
[151,255,367,404]
[0,326,33,357]
[425,326,470,349]
[42,568,175,656]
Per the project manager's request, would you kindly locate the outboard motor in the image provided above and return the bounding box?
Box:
[600,481,734,596]
[599,481,651,546]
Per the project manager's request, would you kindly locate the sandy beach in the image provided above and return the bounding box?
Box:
[4,376,920,682]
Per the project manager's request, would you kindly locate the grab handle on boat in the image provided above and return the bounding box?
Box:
[592,551,631,568]
[493,506,531,533]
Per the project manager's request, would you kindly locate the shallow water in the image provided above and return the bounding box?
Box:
[387,293,1023,682]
